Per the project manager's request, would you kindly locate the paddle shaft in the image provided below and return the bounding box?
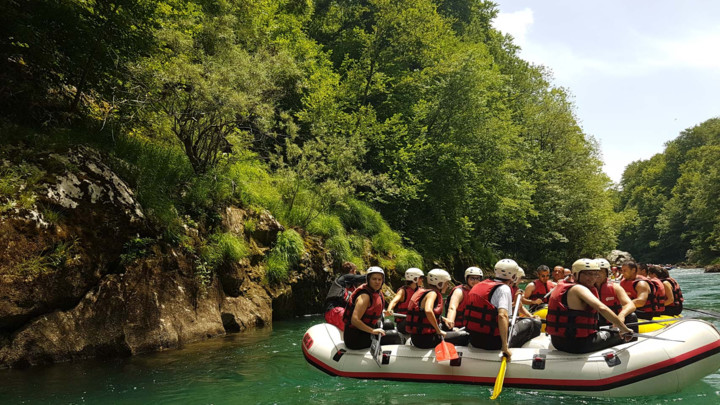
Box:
[683,307,720,318]
[601,327,685,342]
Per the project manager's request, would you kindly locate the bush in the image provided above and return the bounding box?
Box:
[201,232,249,268]
[372,228,403,256]
[326,234,352,264]
[307,213,345,238]
[338,199,385,236]
[266,229,305,282]
[395,248,423,272]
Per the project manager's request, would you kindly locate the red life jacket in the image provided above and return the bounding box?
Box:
[546,282,599,339]
[342,284,384,330]
[395,285,416,315]
[464,279,505,337]
[444,284,470,327]
[647,277,666,314]
[621,276,663,317]
[598,280,622,314]
[528,279,553,303]
[662,277,684,309]
[405,288,443,335]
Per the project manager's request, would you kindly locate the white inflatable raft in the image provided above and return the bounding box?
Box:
[302,319,720,397]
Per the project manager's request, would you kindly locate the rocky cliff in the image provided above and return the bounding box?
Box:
[0,147,334,368]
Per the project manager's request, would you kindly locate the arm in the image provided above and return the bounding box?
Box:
[613,284,636,323]
[423,291,446,336]
[632,280,650,308]
[575,287,632,335]
[384,288,404,317]
[351,294,385,335]
[445,288,464,328]
[663,281,674,306]
[523,283,541,305]
[498,308,511,358]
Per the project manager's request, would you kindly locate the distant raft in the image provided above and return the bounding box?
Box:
[302,319,720,397]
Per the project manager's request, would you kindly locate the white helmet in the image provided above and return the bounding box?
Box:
[405,268,424,283]
[517,267,525,278]
[427,269,451,287]
[595,258,611,270]
[494,259,520,282]
[571,258,600,279]
[366,266,385,283]
[465,266,483,282]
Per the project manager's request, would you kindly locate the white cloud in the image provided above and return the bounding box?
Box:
[493,8,534,48]
[645,29,720,70]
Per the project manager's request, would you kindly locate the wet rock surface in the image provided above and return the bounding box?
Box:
[0,147,339,368]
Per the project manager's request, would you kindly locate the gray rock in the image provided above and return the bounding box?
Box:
[607,250,635,265]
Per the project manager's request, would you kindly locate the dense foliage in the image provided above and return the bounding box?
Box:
[616,118,720,265]
[1,0,624,279]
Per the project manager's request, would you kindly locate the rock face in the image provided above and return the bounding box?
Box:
[0,147,286,368]
[607,250,635,265]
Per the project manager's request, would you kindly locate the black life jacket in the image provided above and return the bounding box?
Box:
[464,279,505,337]
[325,276,355,310]
[546,282,599,339]
[444,284,470,328]
[405,288,443,335]
[343,284,384,330]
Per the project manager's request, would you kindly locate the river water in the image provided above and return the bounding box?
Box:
[2,268,719,404]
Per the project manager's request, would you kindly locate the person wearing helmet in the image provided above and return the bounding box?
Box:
[546,259,634,354]
[406,269,470,349]
[524,265,556,312]
[620,262,664,320]
[593,258,637,331]
[324,262,367,330]
[384,268,424,333]
[465,259,540,358]
[342,266,387,349]
[444,267,483,330]
[647,265,683,316]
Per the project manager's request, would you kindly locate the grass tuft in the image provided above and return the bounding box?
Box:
[266,229,305,282]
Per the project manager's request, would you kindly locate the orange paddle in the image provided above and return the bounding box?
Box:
[435,336,459,361]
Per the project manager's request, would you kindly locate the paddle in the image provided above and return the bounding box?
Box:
[434,335,459,362]
[684,308,720,318]
[539,318,678,327]
[600,327,685,343]
[370,319,382,367]
[490,293,522,400]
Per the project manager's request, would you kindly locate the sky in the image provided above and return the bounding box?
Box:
[492,0,720,183]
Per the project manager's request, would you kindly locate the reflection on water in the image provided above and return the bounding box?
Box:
[1,269,719,404]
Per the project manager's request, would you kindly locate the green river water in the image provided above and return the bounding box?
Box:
[2,268,719,404]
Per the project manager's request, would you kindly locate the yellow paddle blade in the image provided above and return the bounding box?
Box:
[490,356,508,400]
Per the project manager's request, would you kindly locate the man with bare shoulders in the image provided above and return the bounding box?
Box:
[546,259,633,354]
[594,258,637,332]
[620,261,663,320]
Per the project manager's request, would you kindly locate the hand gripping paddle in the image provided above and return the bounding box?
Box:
[491,293,522,400]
